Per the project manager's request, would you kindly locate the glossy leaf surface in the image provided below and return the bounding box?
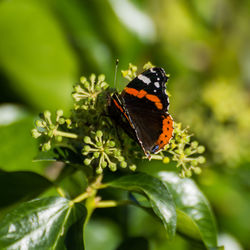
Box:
[157,172,218,249]
[0,197,86,249]
[108,173,176,238]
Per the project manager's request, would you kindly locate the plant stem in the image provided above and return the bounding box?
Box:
[54,130,78,139]
[96,200,133,208]
[72,191,90,203]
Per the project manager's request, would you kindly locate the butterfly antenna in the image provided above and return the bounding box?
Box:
[114,59,119,89]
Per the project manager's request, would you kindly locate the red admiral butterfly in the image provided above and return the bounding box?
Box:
[108,67,173,159]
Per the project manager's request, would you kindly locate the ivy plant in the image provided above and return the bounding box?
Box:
[0,63,219,250]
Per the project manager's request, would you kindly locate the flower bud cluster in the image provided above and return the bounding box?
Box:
[31,110,74,151]
[82,130,136,174]
[121,63,138,81]
[72,74,108,110]
[163,123,206,177]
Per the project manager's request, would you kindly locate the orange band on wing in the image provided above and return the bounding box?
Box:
[155,115,173,150]
[125,87,163,110]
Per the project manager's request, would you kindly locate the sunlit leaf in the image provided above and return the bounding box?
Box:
[107,173,176,239]
[0,197,86,249]
[157,171,217,249]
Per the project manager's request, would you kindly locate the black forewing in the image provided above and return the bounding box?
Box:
[123,67,170,112]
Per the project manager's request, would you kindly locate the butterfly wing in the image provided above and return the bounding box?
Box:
[122,96,173,154]
[122,67,170,113]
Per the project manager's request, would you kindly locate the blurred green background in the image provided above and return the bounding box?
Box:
[0,0,249,249]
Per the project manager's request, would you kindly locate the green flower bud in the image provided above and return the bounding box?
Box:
[194,167,202,175]
[107,140,115,147]
[42,142,51,151]
[183,137,190,143]
[56,110,63,117]
[98,74,105,82]
[95,85,101,91]
[84,136,92,144]
[184,147,192,155]
[104,148,110,154]
[90,74,96,83]
[114,150,121,157]
[31,129,41,138]
[197,146,205,154]
[80,76,87,84]
[83,145,91,152]
[94,152,100,158]
[118,156,125,162]
[191,141,199,149]
[96,142,103,148]
[120,161,127,168]
[58,118,65,125]
[44,110,51,119]
[74,85,82,93]
[55,136,63,142]
[96,130,103,137]
[191,160,198,166]
[163,157,170,164]
[109,162,117,171]
[96,167,103,174]
[84,158,92,166]
[35,120,43,128]
[101,161,107,168]
[84,82,90,89]
[49,124,55,130]
[47,130,54,137]
[129,164,136,171]
[185,169,192,177]
[197,156,206,164]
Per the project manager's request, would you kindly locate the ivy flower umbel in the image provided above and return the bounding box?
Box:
[82,130,136,174]
[72,74,108,110]
[165,123,205,177]
[32,110,76,151]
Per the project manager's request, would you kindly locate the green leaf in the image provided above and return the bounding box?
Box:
[0,0,78,111]
[0,197,86,249]
[0,106,44,173]
[157,171,218,249]
[0,170,52,209]
[107,173,176,239]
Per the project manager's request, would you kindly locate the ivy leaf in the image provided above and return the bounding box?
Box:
[107,173,176,239]
[0,170,52,209]
[0,197,86,249]
[156,171,218,249]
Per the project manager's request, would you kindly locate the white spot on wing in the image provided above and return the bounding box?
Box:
[154,89,157,92]
[154,82,160,88]
[138,74,151,85]
[157,77,160,80]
